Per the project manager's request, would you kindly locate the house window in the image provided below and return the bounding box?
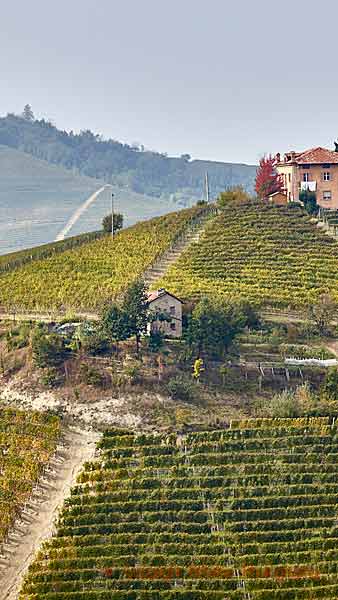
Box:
[170,306,175,315]
[323,191,332,202]
[303,173,310,182]
[323,172,331,181]
[170,322,176,331]
[288,173,291,183]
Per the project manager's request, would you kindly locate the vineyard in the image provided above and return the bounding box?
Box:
[21,418,338,599]
[0,230,105,274]
[0,206,207,311]
[158,201,338,308]
[0,407,60,546]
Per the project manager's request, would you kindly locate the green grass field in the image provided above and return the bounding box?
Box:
[158,201,338,308]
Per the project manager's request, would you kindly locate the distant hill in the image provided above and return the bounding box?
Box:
[0,145,174,255]
[0,114,257,206]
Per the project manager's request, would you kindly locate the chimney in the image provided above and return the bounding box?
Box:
[276,152,281,163]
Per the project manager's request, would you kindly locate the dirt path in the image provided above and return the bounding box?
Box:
[0,427,99,600]
[0,210,214,323]
[143,213,212,289]
[55,185,107,241]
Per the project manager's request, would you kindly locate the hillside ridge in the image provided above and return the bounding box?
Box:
[0,114,256,206]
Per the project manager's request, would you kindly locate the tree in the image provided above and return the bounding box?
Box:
[185,297,245,359]
[308,293,338,336]
[299,190,318,215]
[255,155,284,199]
[102,213,124,234]
[101,302,131,345]
[22,104,35,121]
[217,186,252,208]
[122,280,149,355]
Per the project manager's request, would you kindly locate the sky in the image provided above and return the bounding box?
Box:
[1,0,338,165]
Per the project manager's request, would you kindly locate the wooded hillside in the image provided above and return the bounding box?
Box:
[0,114,256,205]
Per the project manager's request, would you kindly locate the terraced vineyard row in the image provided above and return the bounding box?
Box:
[0,205,207,311]
[21,417,338,599]
[0,407,60,546]
[158,201,338,308]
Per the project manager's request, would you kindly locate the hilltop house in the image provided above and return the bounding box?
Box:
[147,289,183,338]
[275,146,338,209]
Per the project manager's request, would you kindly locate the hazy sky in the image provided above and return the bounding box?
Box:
[1,0,338,164]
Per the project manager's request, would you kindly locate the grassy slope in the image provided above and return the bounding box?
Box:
[0,146,173,255]
[0,206,205,311]
[158,201,338,308]
[20,419,338,599]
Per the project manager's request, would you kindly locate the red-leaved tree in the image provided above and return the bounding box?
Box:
[255,155,284,199]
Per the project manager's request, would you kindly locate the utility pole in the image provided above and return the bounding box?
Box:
[105,184,114,238]
[111,190,114,238]
[205,171,210,203]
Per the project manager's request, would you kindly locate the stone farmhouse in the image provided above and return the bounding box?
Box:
[147,288,183,338]
[275,146,338,209]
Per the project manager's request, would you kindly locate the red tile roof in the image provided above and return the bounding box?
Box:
[147,289,183,304]
[295,147,338,164]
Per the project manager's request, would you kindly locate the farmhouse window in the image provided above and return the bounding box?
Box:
[323,191,332,201]
[170,306,175,315]
[170,322,176,331]
[303,173,310,182]
[323,172,331,181]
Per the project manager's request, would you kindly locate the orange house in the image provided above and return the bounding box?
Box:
[275,146,338,209]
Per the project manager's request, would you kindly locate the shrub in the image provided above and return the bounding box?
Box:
[6,323,31,350]
[32,331,70,368]
[166,374,197,402]
[148,331,164,352]
[123,359,142,384]
[41,367,61,388]
[217,186,252,208]
[75,323,110,355]
[256,389,301,418]
[79,363,105,387]
[321,368,338,401]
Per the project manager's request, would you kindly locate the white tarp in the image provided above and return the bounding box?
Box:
[285,357,338,367]
[300,181,317,192]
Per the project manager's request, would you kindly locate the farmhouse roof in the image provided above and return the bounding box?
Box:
[147,288,183,305]
[267,191,287,197]
[294,147,338,164]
